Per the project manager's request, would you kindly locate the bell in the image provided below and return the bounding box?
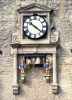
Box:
[26,59,31,64]
[35,57,40,64]
[32,58,35,64]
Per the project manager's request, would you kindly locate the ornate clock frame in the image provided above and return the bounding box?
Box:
[11,3,59,95]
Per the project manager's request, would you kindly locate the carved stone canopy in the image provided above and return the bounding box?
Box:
[17,3,52,13]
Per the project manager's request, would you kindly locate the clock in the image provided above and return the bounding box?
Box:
[23,15,48,39]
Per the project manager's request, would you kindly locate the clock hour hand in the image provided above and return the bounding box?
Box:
[30,22,43,33]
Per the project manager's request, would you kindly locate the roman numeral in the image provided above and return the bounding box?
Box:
[26,18,30,23]
[24,27,28,31]
[30,34,35,38]
[24,22,28,27]
[42,22,46,26]
[40,18,44,22]
[30,16,34,20]
[36,16,40,21]
[43,27,46,31]
[26,32,30,36]
[39,32,43,36]
[36,33,40,38]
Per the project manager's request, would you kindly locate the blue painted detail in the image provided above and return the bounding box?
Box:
[43,63,49,68]
[18,64,27,69]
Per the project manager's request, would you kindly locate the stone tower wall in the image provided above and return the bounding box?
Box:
[0,0,72,100]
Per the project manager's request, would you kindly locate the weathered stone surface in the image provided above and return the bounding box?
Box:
[0,0,72,100]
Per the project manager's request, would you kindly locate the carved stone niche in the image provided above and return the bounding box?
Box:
[11,46,59,95]
[11,3,59,95]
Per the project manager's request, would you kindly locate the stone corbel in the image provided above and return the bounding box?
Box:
[50,28,59,43]
[50,35,58,43]
[52,53,59,94]
[12,48,20,95]
[12,32,20,44]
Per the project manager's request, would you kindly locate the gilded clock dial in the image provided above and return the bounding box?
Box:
[23,15,47,39]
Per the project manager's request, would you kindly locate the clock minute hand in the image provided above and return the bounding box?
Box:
[30,22,42,33]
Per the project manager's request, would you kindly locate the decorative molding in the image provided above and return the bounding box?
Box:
[13,84,20,95]
[52,84,59,94]
[17,3,52,13]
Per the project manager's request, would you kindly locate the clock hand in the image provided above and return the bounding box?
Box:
[30,22,43,33]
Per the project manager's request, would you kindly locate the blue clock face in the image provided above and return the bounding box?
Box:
[23,15,48,39]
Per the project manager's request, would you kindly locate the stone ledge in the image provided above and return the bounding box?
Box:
[13,84,20,95]
[52,83,59,94]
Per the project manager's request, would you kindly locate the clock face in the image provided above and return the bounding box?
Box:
[23,15,48,39]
